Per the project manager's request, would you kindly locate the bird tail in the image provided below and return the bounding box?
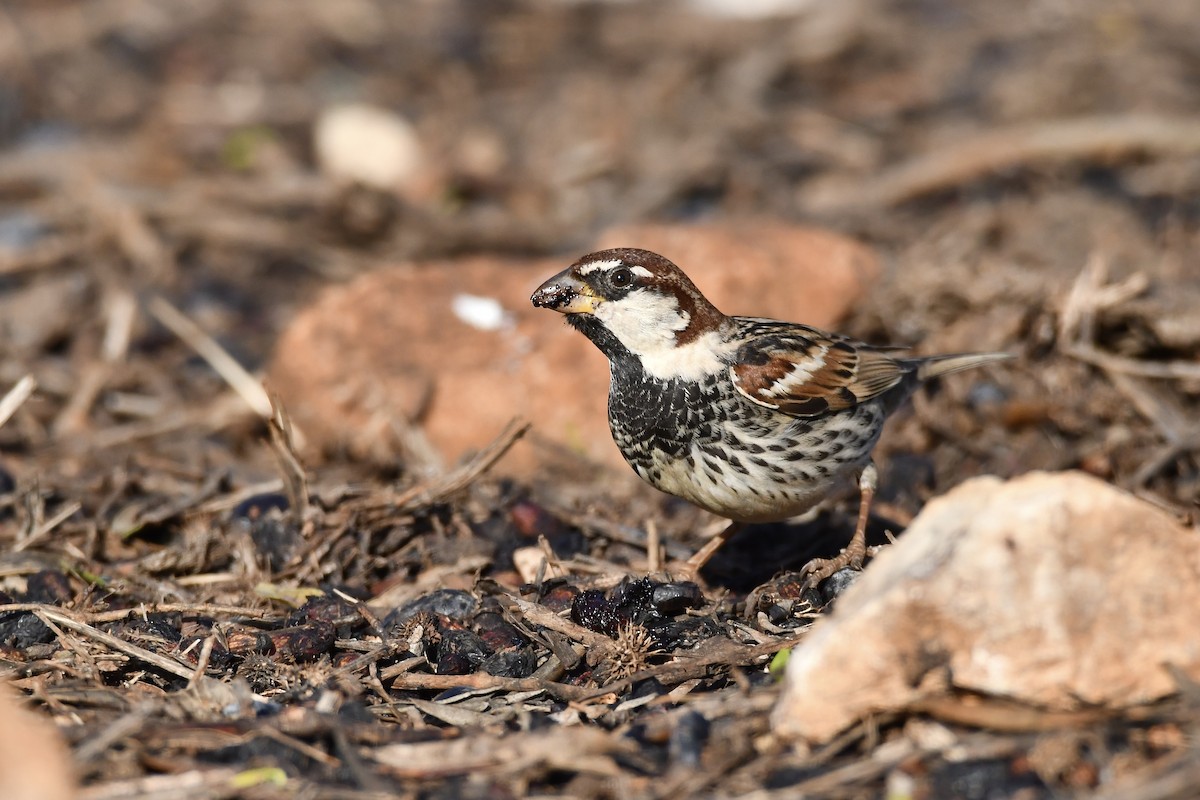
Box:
[916,352,1012,380]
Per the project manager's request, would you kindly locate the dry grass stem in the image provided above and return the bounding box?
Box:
[147,295,273,418]
[0,374,36,430]
[266,392,309,525]
[33,607,199,681]
[807,115,1200,212]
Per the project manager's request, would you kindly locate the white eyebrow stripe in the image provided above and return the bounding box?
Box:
[578,258,624,275]
[577,259,657,281]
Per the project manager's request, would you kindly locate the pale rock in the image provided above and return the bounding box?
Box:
[687,0,818,18]
[0,683,76,800]
[314,103,422,191]
[512,546,567,584]
[686,0,864,64]
[772,471,1200,744]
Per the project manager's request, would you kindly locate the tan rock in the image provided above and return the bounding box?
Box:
[772,471,1200,744]
[0,683,76,800]
[269,256,598,476]
[269,221,879,475]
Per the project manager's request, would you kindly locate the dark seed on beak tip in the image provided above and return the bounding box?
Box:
[531,284,571,309]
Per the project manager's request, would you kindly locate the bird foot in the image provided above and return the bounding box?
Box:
[801,462,876,591]
[799,547,865,591]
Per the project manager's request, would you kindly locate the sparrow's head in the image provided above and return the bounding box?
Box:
[531,248,727,367]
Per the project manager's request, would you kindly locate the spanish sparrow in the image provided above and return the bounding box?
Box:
[531,248,1007,583]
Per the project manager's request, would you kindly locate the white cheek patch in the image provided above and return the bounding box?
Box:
[594,289,688,356]
[595,289,731,381]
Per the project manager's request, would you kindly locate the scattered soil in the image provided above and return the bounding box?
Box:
[1,1,1198,798]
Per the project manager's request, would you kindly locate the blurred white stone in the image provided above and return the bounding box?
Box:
[452,294,512,332]
[314,103,422,191]
[513,546,566,584]
[773,471,1200,744]
[688,0,818,19]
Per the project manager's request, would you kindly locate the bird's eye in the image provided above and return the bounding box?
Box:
[610,267,635,288]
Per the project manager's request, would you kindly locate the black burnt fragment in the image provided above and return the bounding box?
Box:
[435,629,490,675]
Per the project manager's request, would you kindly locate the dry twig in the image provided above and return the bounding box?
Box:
[806,115,1200,212]
[1059,256,1200,485]
[32,606,198,681]
[266,391,309,527]
[0,602,274,623]
[0,374,36,430]
[15,500,81,552]
[147,295,273,418]
[386,418,530,513]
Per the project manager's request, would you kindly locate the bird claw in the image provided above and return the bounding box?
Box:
[799,549,865,593]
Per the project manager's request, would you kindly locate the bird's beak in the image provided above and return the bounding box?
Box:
[530,269,600,314]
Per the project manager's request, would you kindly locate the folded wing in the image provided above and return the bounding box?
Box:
[729,325,911,418]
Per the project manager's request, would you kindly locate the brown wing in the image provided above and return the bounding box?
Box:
[729,325,911,418]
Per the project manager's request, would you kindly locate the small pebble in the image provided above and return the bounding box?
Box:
[230,492,289,522]
[669,710,710,768]
[436,629,490,675]
[821,568,860,604]
[392,589,479,624]
[651,582,703,615]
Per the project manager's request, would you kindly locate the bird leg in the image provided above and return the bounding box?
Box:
[678,520,743,579]
[800,461,878,586]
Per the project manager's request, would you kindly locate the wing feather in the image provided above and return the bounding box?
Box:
[729,324,910,418]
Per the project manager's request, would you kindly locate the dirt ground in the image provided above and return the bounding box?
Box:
[1,1,1199,798]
